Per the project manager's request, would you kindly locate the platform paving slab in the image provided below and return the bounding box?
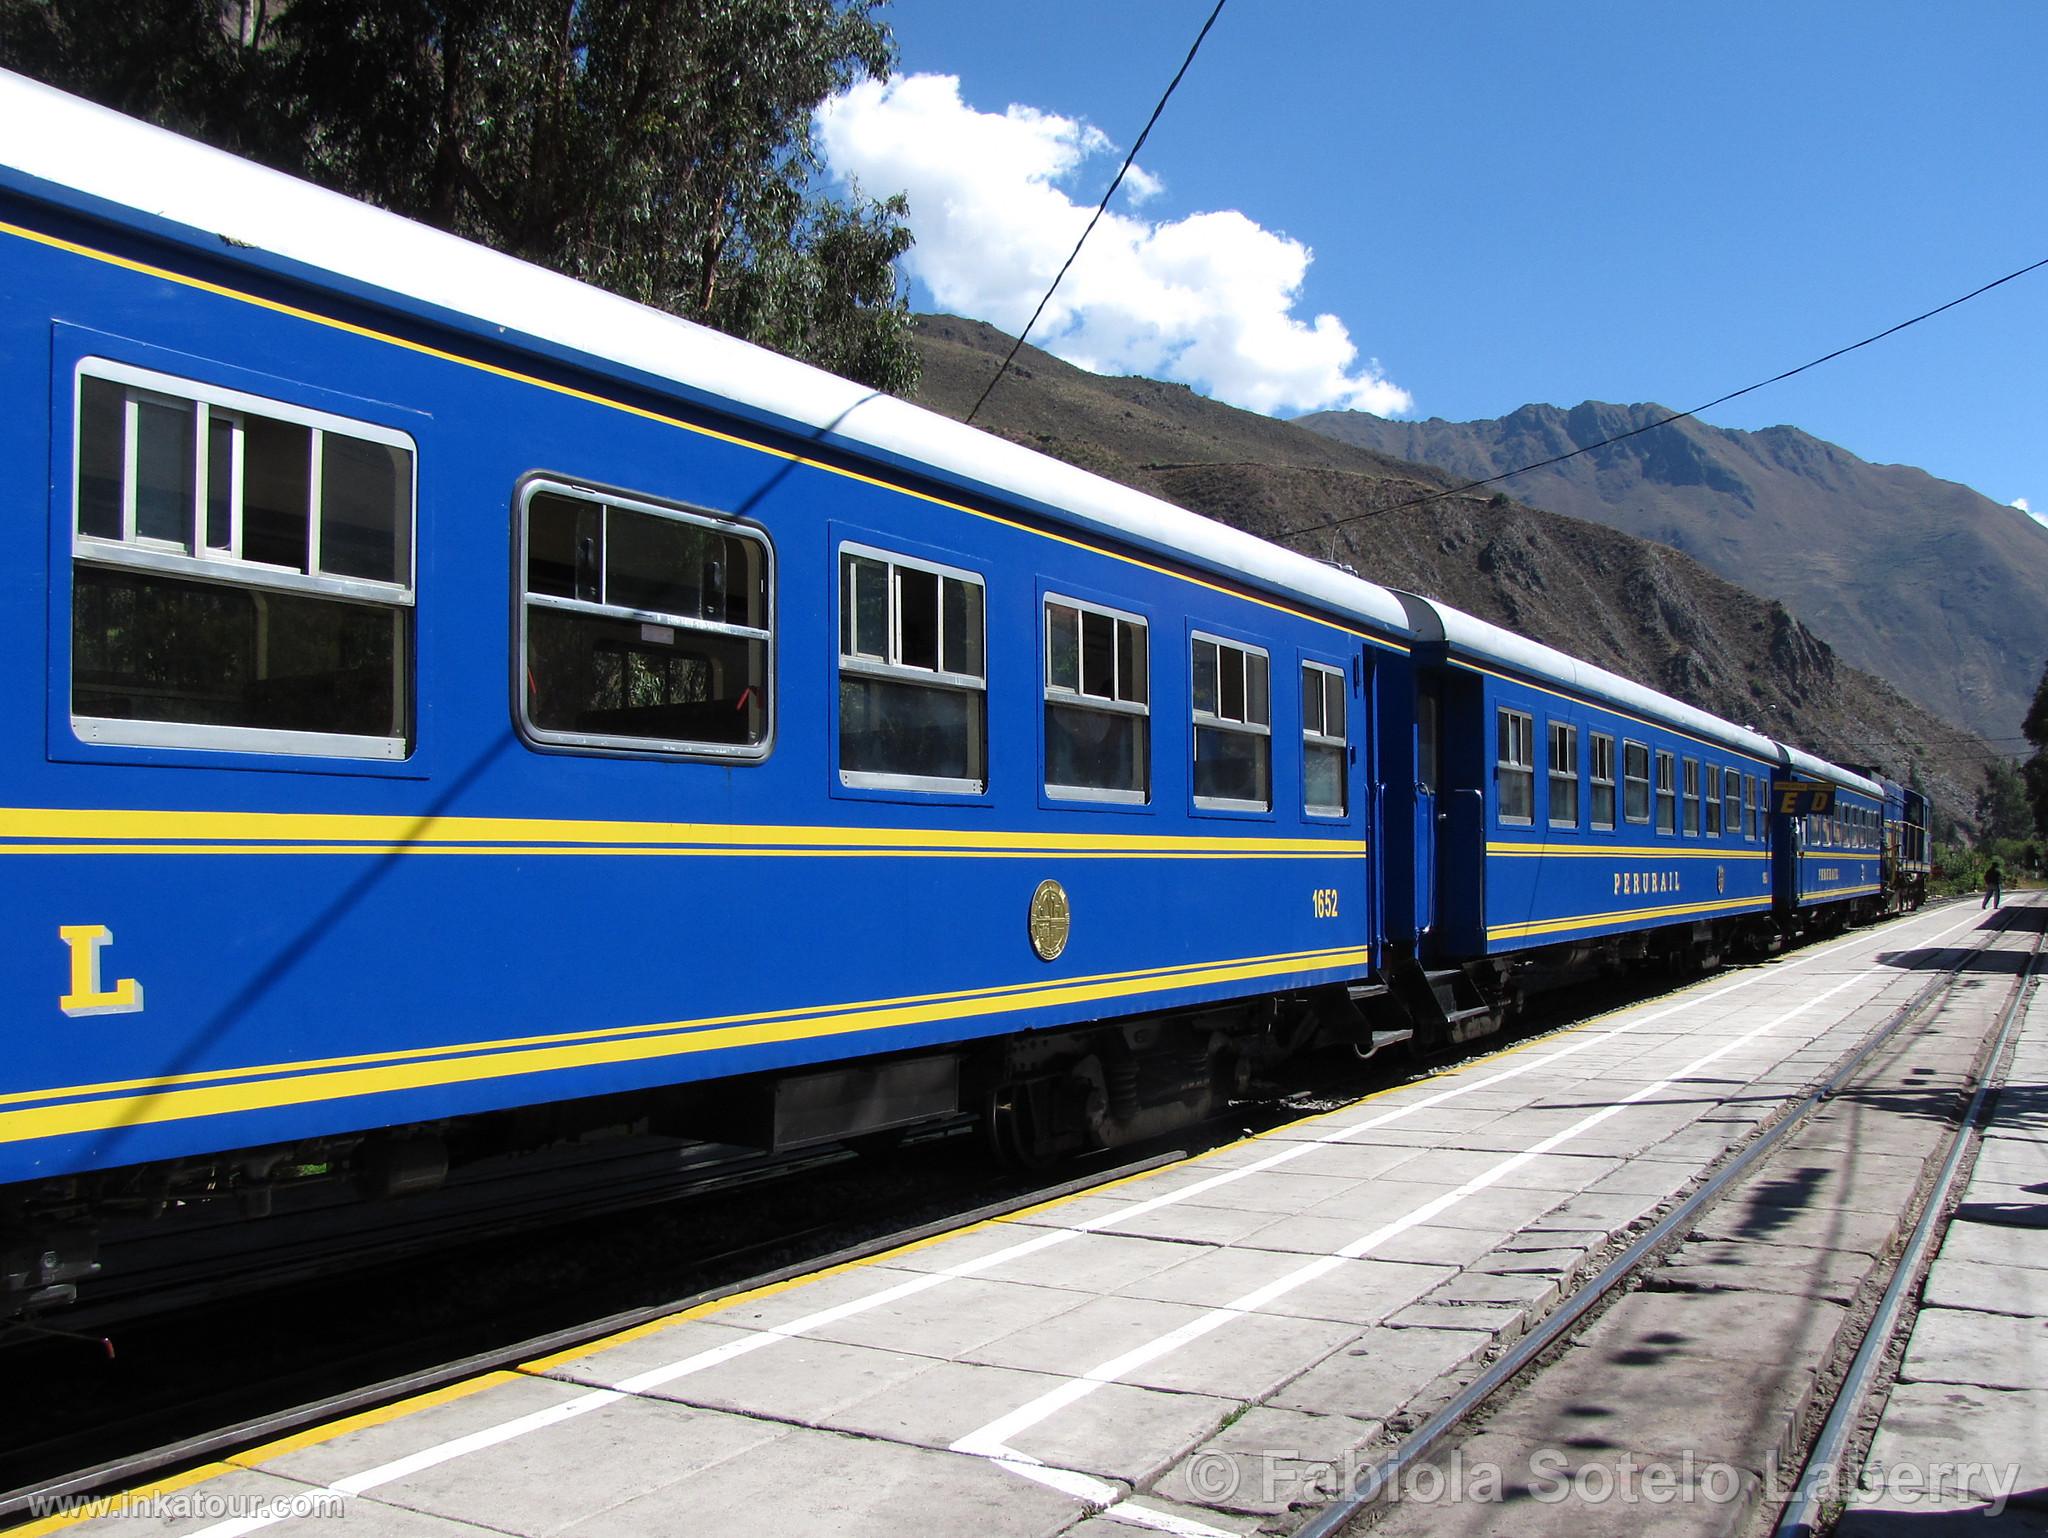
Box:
[38,1470,486,1538]
[1856,1381,2048,1508]
[1151,1404,1386,1516]
[1000,1377,1246,1485]
[552,1422,1080,1538]
[1896,1305,2048,1391]
[1919,1255,2048,1316]
[800,1273,1094,1359]
[1937,1219,2048,1271]
[252,1382,787,1537]
[602,1333,935,1421]
[1265,1323,1494,1422]
[1688,1197,1902,1255]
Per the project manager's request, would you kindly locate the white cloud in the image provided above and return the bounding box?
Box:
[816,74,1411,418]
[2014,497,2048,530]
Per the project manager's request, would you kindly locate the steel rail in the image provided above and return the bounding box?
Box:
[1295,906,2020,1538]
[1772,923,2042,1538]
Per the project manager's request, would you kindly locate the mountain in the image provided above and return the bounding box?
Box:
[906,317,1997,829]
[1294,402,2048,745]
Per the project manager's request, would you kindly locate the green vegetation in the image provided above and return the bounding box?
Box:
[0,0,920,393]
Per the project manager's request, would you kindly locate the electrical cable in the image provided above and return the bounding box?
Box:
[1274,253,2048,539]
[964,0,1228,427]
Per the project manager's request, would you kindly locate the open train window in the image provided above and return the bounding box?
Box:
[1191,633,1270,811]
[1655,750,1677,834]
[1301,661,1348,818]
[1681,757,1700,835]
[520,482,770,757]
[1623,740,1650,824]
[1590,732,1616,830]
[71,361,414,760]
[838,544,985,793]
[1044,596,1148,803]
[1547,721,1578,828]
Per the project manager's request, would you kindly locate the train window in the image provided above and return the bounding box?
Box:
[1495,708,1534,825]
[1547,721,1578,828]
[1655,750,1677,834]
[1418,690,1440,795]
[1724,772,1742,838]
[1705,764,1722,836]
[1302,662,1349,818]
[522,485,770,757]
[838,545,985,792]
[1044,596,1148,803]
[71,362,414,760]
[1590,732,1616,830]
[1681,757,1700,835]
[1747,775,1761,840]
[1191,634,1270,810]
[1623,741,1650,823]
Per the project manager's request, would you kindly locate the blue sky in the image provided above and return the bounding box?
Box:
[819,2,2048,522]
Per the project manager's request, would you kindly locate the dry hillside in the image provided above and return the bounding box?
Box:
[908,316,1996,830]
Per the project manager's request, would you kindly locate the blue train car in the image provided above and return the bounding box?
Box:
[1,73,1422,1298]
[1770,749,1886,929]
[1398,600,1780,992]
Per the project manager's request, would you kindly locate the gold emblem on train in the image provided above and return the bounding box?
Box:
[1028,879,1071,962]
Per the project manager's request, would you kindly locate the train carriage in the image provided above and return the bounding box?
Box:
[1770,750,1886,929]
[1,71,1419,1291]
[1395,599,1780,985]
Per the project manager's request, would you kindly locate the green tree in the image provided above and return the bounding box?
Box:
[0,0,919,394]
[1974,757,2035,844]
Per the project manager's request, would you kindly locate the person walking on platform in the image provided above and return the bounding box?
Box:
[1983,858,2004,910]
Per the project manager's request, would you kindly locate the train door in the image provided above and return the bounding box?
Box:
[1413,681,1440,942]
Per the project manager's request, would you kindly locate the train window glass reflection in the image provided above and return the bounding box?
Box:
[1302,661,1347,818]
[1655,750,1677,834]
[838,544,985,792]
[1681,757,1700,835]
[1496,708,1534,825]
[1705,764,1722,835]
[1623,740,1650,824]
[1418,690,1440,796]
[70,361,415,760]
[1723,770,1741,838]
[522,486,770,757]
[1590,732,1616,830]
[1045,595,1148,803]
[1547,721,1578,828]
[1191,633,1270,810]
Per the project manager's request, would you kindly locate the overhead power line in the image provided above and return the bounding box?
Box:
[1276,253,2048,540]
[964,0,1229,427]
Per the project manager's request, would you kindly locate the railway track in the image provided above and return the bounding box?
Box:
[1301,899,2042,1538]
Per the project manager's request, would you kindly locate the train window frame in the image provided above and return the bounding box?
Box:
[1190,631,1271,813]
[1590,731,1616,831]
[837,542,987,795]
[1495,707,1535,826]
[1043,593,1149,805]
[69,358,416,762]
[517,479,772,761]
[1655,749,1677,835]
[1622,739,1651,824]
[1723,770,1742,839]
[1705,763,1722,836]
[1301,660,1349,819]
[1681,756,1700,836]
[1547,720,1578,829]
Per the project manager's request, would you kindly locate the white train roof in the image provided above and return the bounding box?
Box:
[1395,591,1783,757]
[1780,746,1883,798]
[0,70,1416,638]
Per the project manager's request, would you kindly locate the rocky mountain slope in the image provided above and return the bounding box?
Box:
[907,316,1996,828]
[1296,402,2048,744]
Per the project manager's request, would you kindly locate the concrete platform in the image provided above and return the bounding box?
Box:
[16,898,2027,1538]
